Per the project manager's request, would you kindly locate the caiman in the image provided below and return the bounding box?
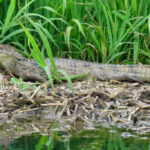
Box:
[0,44,150,83]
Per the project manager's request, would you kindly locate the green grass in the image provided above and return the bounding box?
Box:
[0,0,150,64]
[0,0,150,86]
[0,0,150,93]
[0,0,77,93]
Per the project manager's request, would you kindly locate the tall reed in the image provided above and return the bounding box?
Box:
[0,0,149,64]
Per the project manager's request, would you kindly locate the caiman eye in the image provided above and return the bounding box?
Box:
[17,58,27,61]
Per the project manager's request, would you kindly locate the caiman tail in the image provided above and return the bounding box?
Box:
[92,64,150,82]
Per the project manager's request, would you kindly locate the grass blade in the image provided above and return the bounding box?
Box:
[72,18,85,38]
[65,26,73,51]
[58,69,75,97]
[1,0,15,36]
[25,16,59,79]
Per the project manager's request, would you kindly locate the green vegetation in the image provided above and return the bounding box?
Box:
[0,0,150,64]
[0,0,150,91]
[3,127,150,150]
[0,0,150,89]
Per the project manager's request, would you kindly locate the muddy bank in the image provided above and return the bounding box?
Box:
[0,76,150,141]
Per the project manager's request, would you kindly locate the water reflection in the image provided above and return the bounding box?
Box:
[1,127,150,150]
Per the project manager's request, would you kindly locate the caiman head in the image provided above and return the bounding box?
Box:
[0,44,22,60]
[0,44,47,82]
[0,44,24,70]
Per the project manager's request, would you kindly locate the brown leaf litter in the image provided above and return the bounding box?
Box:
[0,76,150,134]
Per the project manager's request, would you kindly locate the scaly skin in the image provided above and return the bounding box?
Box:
[0,44,150,82]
